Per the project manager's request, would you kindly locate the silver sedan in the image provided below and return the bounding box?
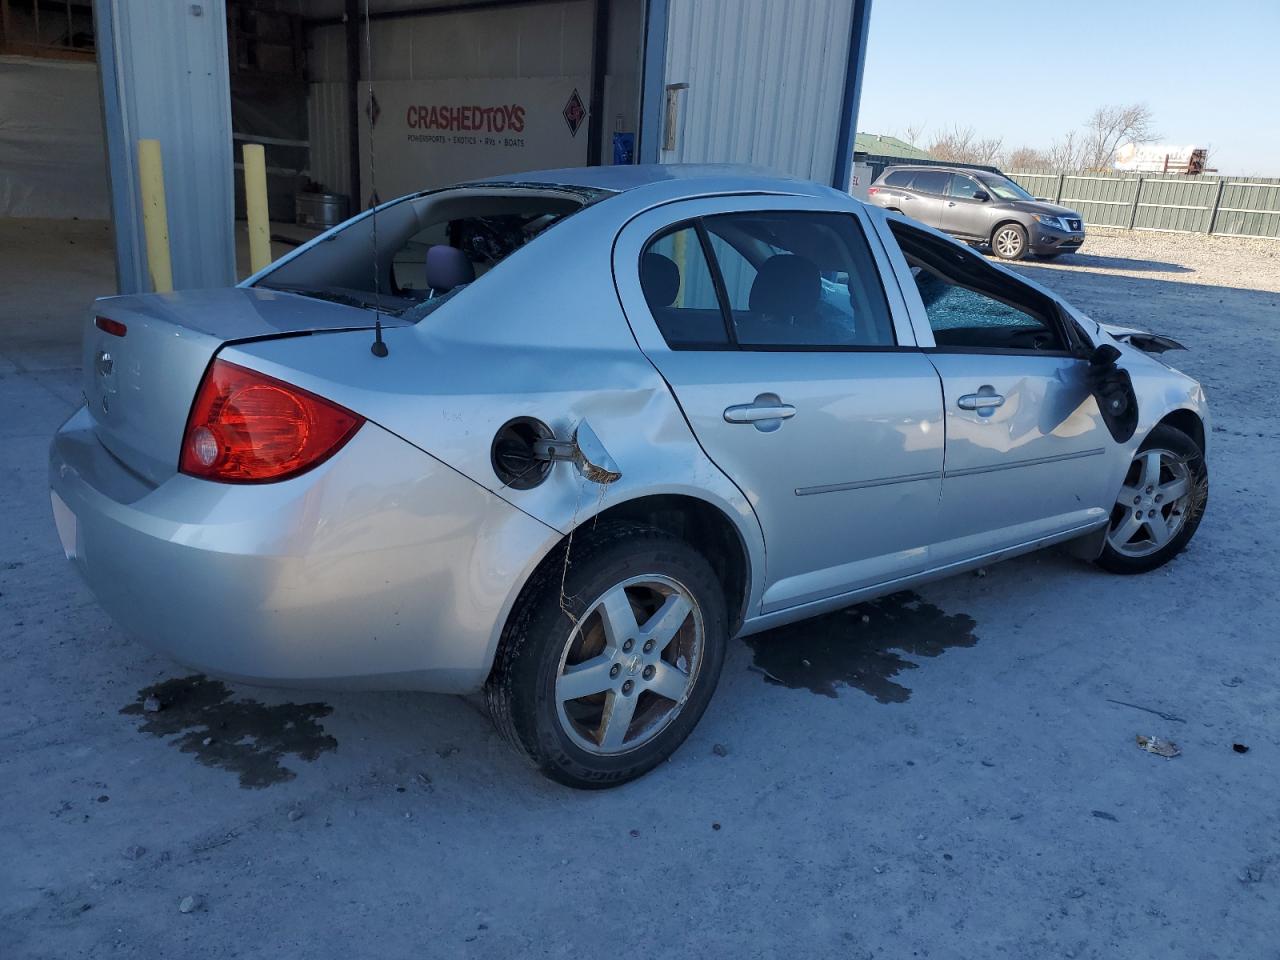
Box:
[49,166,1209,788]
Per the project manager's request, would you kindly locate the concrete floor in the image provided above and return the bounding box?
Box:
[2,218,1278,959]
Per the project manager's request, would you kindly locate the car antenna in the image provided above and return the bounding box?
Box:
[363,0,389,359]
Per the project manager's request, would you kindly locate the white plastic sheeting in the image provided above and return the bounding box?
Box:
[0,56,110,219]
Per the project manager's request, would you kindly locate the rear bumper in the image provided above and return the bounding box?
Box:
[49,407,557,692]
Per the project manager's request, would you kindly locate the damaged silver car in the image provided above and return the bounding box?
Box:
[49,165,1209,788]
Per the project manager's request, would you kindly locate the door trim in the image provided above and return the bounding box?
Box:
[796,469,943,497]
[942,446,1106,479]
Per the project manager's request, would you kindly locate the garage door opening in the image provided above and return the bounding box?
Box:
[247,0,650,226]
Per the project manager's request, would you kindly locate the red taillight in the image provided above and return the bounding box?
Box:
[867,187,880,195]
[96,316,127,337]
[180,359,363,483]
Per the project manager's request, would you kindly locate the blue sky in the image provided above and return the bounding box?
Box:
[858,0,1280,176]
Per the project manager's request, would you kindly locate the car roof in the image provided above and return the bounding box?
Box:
[882,165,995,176]
[469,163,845,204]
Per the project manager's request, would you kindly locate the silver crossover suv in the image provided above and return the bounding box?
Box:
[50,165,1206,788]
[868,164,1085,260]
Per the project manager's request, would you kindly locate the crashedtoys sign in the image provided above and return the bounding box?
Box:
[360,77,589,199]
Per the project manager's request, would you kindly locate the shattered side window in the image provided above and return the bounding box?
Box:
[891,221,1067,353]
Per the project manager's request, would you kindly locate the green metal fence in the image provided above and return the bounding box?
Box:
[1007,170,1280,239]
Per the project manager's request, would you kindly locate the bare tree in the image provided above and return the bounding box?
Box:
[927,125,1003,165]
[900,122,927,149]
[1046,131,1084,174]
[1080,103,1158,171]
[1004,145,1051,171]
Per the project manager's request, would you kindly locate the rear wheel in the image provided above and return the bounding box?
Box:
[991,222,1029,260]
[1096,424,1207,574]
[485,522,727,788]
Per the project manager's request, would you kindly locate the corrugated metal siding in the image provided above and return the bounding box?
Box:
[1006,170,1280,239]
[307,81,350,196]
[661,0,854,183]
[96,0,235,291]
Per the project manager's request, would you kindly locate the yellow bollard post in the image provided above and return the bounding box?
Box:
[242,143,271,275]
[136,139,173,293]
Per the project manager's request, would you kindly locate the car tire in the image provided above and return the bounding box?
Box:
[485,521,728,789]
[991,222,1029,260]
[1095,424,1208,575]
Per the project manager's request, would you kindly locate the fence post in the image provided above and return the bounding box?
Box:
[1055,173,1064,203]
[1127,177,1143,230]
[1206,178,1226,234]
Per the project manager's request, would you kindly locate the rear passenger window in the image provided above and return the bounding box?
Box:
[701,211,895,349]
[640,225,731,347]
[641,212,895,351]
[910,170,951,195]
[884,170,915,187]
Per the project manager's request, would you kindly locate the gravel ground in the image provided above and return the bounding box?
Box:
[2,219,1278,959]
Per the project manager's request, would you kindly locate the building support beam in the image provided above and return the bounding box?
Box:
[831,0,873,190]
[345,0,364,208]
[93,0,234,293]
[636,0,668,164]
[586,0,610,166]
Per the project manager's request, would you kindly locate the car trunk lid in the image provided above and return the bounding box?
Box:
[83,286,397,485]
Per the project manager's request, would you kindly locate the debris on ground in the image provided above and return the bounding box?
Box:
[287,807,304,822]
[711,743,729,757]
[1232,743,1250,754]
[1067,887,1086,899]
[975,567,988,578]
[1091,810,1119,822]
[1222,676,1244,687]
[142,695,162,713]
[1108,699,1186,724]
[1239,861,1267,884]
[1136,734,1181,758]
[177,895,199,914]
[122,845,146,860]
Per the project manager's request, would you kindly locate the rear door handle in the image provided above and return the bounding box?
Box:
[957,386,1005,417]
[724,394,796,432]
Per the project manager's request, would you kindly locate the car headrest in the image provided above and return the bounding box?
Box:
[749,254,820,315]
[424,244,476,293]
[640,252,681,308]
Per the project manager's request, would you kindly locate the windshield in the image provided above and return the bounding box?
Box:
[977,174,1036,202]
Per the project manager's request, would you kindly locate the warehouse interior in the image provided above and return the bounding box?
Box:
[0,0,867,292]
[0,0,650,219]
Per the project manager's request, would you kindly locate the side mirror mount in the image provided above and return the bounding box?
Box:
[972,190,990,202]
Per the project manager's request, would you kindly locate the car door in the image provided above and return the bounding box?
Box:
[874,216,1118,564]
[613,196,945,615]
[941,173,996,239]
[899,170,951,229]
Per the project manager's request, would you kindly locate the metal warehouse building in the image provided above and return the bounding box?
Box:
[0,0,871,293]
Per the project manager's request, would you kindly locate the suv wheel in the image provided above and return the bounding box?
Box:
[485,521,728,788]
[991,222,1029,260]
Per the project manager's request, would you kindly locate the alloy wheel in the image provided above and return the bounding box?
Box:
[554,575,703,755]
[1106,448,1194,558]
[994,226,1024,258]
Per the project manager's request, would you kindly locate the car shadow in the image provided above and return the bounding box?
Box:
[1025,252,1192,274]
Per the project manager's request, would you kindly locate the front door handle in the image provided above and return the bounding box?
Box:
[724,393,796,432]
[957,386,1005,417]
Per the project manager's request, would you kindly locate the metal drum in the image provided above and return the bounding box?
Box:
[295,192,349,229]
